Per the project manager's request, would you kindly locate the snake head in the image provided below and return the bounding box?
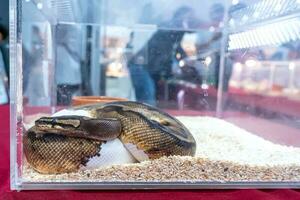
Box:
[34,115,121,141]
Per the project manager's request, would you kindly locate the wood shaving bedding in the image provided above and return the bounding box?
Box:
[22,117,300,182]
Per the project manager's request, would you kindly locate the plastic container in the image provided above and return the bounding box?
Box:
[72,96,128,106]
[10,0,300,190]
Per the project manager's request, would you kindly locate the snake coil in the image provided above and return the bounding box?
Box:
[24,101,196,174]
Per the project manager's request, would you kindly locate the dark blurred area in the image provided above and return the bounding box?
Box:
[0,0,9,104]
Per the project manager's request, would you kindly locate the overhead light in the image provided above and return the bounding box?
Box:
[209,26,215,32]
[37,3,43,10]
[205,56,212,66]
[232,0,239,5]
[228,18,300,50]
[179,60,185,67]
[201,83,209,90]
[230,0,300,27]
[289,62,295,70]
[245,59,257,67]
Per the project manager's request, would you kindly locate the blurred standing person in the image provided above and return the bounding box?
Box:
[128,6,197,106]
[55,24,82,105]
[24,26,48,105]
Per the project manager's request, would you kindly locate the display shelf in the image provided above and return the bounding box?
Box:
[229,60,300,98]
[229,0,300,29]
[22,0,101,24]
[227,0,300,50]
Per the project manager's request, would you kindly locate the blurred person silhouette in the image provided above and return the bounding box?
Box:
[55,24,83,105]
[24,25,49,105]
[139,3,156,24]
[128,6,197,106]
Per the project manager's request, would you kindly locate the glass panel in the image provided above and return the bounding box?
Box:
[22,0,227,111]
[10,0,300,189]
[220,0,300,149]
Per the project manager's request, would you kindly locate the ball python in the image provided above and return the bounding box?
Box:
[24,101,196,174]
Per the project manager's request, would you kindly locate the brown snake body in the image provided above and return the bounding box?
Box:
[24,101,196,174]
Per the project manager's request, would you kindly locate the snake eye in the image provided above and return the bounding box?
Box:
[160,120,170,126]
[150,118,171,126]
[36,117,53,123]
[35,117,54,128]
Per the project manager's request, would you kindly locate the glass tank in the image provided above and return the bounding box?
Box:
[10,0,300,190]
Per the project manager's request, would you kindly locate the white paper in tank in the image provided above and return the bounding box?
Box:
[82,139,137,170]
[123,143,149,162]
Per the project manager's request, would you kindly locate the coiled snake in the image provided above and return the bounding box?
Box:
[24,101,196,174]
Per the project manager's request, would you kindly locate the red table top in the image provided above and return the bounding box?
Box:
[1,104,300,200]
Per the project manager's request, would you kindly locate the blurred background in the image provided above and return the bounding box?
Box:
[4,0,300,145]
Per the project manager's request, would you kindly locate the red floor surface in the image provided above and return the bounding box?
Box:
[1,105,300,200]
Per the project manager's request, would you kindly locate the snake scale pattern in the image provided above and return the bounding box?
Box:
[24,101,196,174]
